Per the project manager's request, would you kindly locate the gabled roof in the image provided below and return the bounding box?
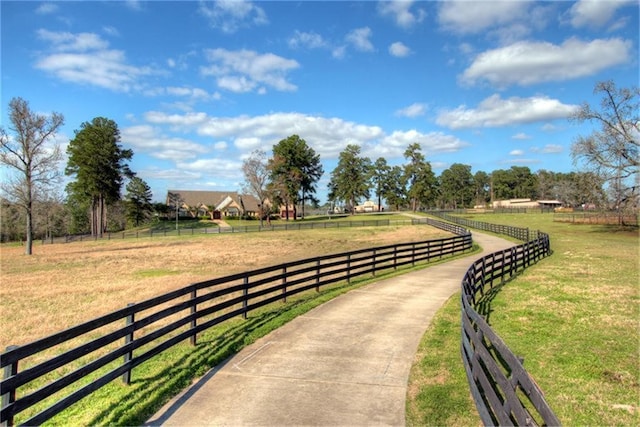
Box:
[216,195,234,211]
[166,190,261,212]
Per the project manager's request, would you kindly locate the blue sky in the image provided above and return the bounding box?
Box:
[2,0,638,203]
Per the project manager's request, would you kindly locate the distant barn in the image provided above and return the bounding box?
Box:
[492,198,562,209]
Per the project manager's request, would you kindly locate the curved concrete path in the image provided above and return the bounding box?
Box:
[146,232,513,426]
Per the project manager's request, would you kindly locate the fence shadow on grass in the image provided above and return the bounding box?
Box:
[86,302,301,426]
[86,282,358,426]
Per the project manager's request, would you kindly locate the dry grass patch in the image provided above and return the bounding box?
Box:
[1,225,448,350]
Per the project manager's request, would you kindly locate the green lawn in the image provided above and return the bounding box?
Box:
[407,213,639,426]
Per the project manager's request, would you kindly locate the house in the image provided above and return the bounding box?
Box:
[166,190,264,219]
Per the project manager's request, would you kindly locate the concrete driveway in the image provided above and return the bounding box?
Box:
[146,231,513,426]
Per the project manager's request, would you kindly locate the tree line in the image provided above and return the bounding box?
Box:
[1,100,153,253]
[1,81,637,254]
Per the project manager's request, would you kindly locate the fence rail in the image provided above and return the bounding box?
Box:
[432,212,560,426]
[1,218,470,426]
[39,218,441,245]
[554,212,638,226]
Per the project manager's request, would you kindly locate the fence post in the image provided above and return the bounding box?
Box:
[1,345,19,427]
[412,243,416,266]
[242,275,249,319]
[190,289,197,346]
[372,249,376,277]
[347,254,351,284]
[315,260,320,292]
[282,266,287,302]
[122,303,135,385]
[393,245,398,270]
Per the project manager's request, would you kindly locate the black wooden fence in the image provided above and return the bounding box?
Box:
[46,218,437,245]
[1,218,470,426]
[432,212,560,426]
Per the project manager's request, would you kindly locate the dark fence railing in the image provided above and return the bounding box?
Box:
[432,212,560,426]
[43,218,440,245]
[1,218,470,426]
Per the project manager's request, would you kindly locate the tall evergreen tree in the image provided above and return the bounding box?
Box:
[383,165,407,211]
[473,170,491,207]
[269,135,323,220]
[66,117,133,237]
[439,163,474,209]
[403,143,437,211]
[491,166,537,200]
[371,157,390,211]
[65,181,92,234]
[328,144,372,213]
[125,176,152,227]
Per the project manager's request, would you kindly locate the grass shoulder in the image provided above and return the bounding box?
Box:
[407,212,639,426]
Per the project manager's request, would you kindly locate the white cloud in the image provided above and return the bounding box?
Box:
[438,0,530,34]
[35,3,59,15]
[166,86,211,99]
[436,94,579,129]
[543,144,563,154]
[531,144,563,154]
[36,51,153,92]
[177,157,243,174]
[374,130,468,159]
[142,168,202,181]
[145,111,209,128]
[395,103,426,118]
[201,48,299,93]
[512,132,532,140]
[198,0,267,33]
[143,86,218,103]
[124,0,142,11]
[377,0,426,28]
[345,27,374,52]
[37,29,109,52]
[143,110,470,161]
[288,31,326,49]
[102,26,120,37]
[121,125,210,161]
[389,42,411,58]
[461,37,633,87]
[567,0,634,29]
[510,149,525,156]
[34,29,159,92]
[501,158,540,166]
[332,46,347,59]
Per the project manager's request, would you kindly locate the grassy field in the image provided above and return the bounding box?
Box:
[407,213,639,426]
[3,212,638,425]
[0,216,445,349]
[1,217,459,425]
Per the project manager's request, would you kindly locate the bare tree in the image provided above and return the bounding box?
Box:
[0,97,64,254]
[571,81,639,218]
[242,149,271,226]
